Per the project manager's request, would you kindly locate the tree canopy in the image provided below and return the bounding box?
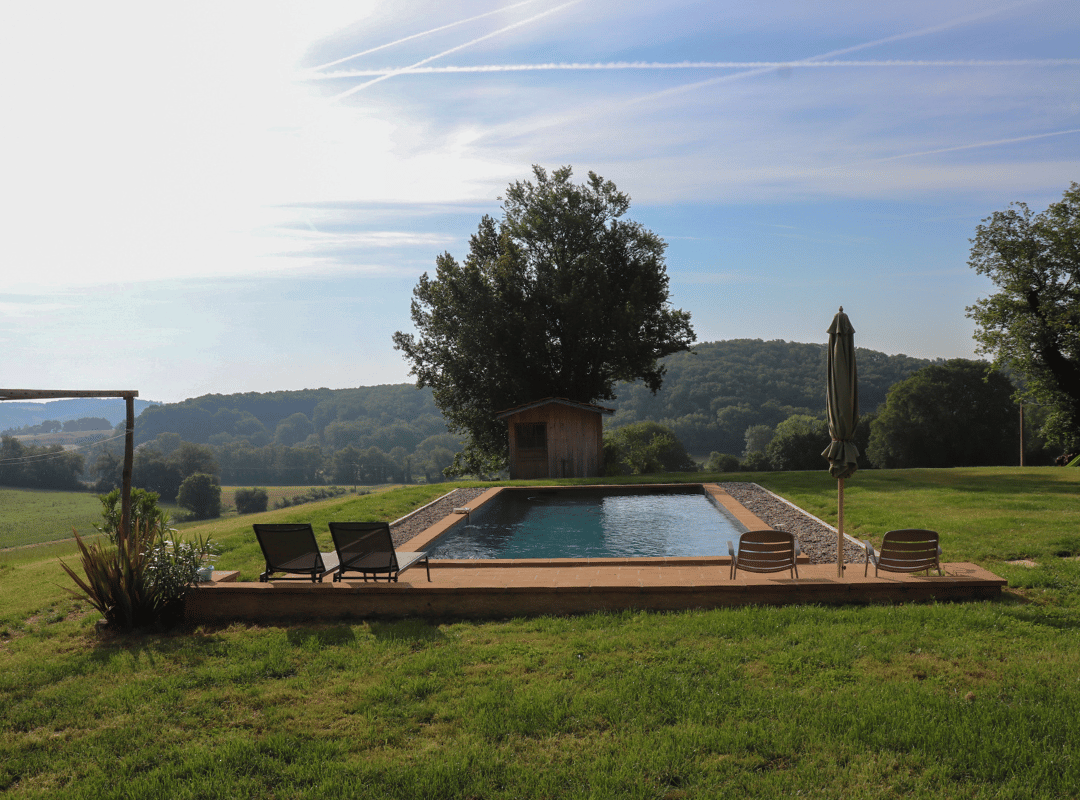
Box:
[603,422,697,476]
[866,359,1018,469]
[967,183,1080,449]
[393,165,696,471]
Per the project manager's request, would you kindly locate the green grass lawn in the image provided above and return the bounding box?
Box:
[0,488,103,549]
[3,468,1080,798]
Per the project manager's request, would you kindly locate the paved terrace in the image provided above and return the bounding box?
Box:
[184,484,1006,625]
[185,561,1005,624]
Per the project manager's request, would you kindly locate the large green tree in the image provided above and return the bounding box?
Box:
[966,183,1080,448]
[866,360,1018,468]
[393,165,696,472]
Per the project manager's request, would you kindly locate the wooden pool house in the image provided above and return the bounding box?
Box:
[497,397,614,479]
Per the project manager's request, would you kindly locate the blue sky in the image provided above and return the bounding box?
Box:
[2,0,1077,404]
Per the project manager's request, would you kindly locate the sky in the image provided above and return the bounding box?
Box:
[2,0,1078,405]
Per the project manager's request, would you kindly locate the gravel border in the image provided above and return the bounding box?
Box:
[720,482,866,564]
[390,483,866,565]
[389,487,488,548]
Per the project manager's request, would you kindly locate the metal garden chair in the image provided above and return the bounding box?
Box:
[728,529,800,580]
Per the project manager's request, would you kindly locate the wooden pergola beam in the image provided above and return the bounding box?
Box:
[0,390,139,400]
[0,389,139,542]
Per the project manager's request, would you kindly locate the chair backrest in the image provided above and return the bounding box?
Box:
[877,529,940,574]
[328,521,399,573]
[734,530,798,575]
[252,523,324,574]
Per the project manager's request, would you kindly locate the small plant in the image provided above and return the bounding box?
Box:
[60,521,161,630]
[145,532,219,598]
[61,491,217,630]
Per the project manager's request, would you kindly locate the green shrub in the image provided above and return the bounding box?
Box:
[740,451,772,471]
[144,532,218,601]
[234,487,269,514]
[604,422,697,475]
[177,473,222,519]
[95,487,172,542]
[704,451,741,472]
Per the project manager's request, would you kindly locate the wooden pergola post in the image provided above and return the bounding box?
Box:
[0,389,140,540]
[122,394,135,543]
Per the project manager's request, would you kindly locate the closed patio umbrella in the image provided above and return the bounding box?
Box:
[822,307,858,577]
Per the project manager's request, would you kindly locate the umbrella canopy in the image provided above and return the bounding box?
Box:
[822,307,859,479]
[822,307,858,578]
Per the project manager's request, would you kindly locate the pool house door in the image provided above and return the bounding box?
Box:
[515,422,549,479]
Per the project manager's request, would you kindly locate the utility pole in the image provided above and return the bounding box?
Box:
[1020,403,1025,467]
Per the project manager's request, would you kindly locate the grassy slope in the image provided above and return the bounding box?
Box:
[2,469,1079,799]
[0,489,103,549]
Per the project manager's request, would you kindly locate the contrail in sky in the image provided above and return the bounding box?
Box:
[327,0,580,102]
[307,0,542,71]
[841,128,1080,166]
[473,1,1051,145]
[310,59,1080,78]
[633,1,1044,106]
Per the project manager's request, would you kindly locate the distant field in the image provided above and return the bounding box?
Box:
[0,484,425,547]
[0,488,103,549]
[218,484,401,515]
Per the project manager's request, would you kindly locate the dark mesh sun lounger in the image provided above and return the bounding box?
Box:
[328,521,431,582]
[253,523,339,582]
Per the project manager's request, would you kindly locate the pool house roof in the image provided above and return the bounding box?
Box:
[495,397,615,420]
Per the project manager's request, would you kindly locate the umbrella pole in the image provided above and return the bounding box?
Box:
[837,477,845,577]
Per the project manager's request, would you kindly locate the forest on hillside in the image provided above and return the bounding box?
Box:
[68,339,930,487]
[608,339,932,454]
[0,339,941,491]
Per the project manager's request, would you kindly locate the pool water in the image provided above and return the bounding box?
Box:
[428,489,746,559]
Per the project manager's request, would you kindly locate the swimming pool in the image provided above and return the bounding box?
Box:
[427,486,747,559]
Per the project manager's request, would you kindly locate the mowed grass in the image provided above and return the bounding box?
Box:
[2,469,1080,798]
[0,488,103,549]
[750,467,1080,565]
[0,483,423,548]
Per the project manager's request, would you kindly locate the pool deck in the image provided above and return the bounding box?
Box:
[184,560,1005,624]
[183,484,1007,625]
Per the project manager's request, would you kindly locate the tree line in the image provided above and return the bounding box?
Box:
[2,343,1039,496]
[702,358,1041,473]
[2,417,113,436]
[0,436,85,490]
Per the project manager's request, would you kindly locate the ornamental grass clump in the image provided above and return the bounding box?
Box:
[60,490,217,630]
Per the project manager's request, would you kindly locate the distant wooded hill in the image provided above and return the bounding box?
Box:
[129,339,933,460]
[0,398,158,432]
[609,339,933,454]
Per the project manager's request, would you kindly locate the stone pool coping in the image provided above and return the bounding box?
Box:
[183,483,1007,624]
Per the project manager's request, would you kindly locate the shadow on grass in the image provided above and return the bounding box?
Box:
[286,624,356,647]
[759,468,1080,499]
[1000,605,1080,631]
[370,618,444,643]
